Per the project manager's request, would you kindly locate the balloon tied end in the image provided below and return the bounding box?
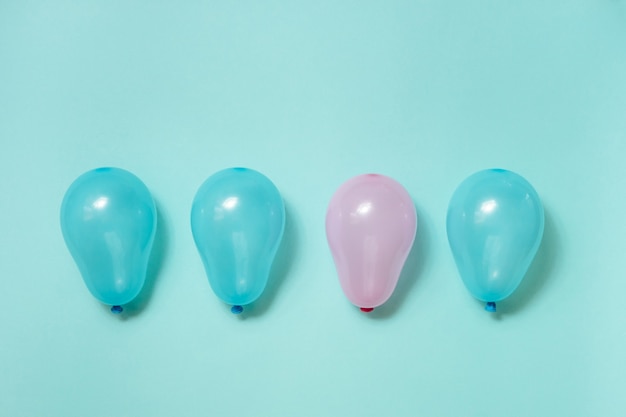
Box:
[485,302,496,313]
[111,305,123,314]
[231,305,243,314]
[360,307,374,313]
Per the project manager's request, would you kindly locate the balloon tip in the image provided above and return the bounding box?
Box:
[111,305,123,314]
[231,305,243,314]
[360,307,374,313]
[485,302,496,313]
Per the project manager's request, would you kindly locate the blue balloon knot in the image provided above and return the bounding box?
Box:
[111,305,123,314]
[485,302,496,313]
[231,305,243,314]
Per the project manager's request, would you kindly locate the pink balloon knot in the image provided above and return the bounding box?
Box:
[360,307,374,313]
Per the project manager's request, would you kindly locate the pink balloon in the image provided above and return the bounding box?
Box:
[325,174,417,312]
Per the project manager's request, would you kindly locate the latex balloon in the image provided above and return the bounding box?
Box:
[60,167,157,313]
[446,168,544,312]
[191,168,285,314]
[326,174,417,312]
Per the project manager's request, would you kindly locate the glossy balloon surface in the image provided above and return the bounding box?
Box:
[60,167,157,307]
[191,168,285,308]
[447,169,544,304]
[326,174,417,310]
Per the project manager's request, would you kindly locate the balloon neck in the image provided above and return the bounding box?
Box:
[231,305,243,314]
[360,307,374,313]
[111,305,123,314]
[485,302,496,313]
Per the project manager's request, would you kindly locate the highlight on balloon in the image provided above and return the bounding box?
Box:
[326,173,417,313]
[446,168,544,313]
[191,167,286,315]
[60,167,158,314]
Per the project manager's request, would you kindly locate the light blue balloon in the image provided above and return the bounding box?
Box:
[191,168,285,313]
[60,167,157,313]
[446,169,544,312]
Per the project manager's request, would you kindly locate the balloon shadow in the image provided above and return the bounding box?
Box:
[112,199,169,319]
[366,202,430,319]
[496,206,559,316]
[242,200,298,318]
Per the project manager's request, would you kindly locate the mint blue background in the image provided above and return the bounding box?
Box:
[1,1,625,416]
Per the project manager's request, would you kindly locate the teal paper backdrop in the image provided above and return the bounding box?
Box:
[1,1,625,416]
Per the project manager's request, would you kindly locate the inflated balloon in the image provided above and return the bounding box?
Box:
[191,168,285,314]
[447,169,544,312]
[60,167,157,313]
[326,174,417,313]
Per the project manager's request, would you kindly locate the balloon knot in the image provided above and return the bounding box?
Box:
[360,307,374,313]
[111,305,123,314]
[231,305,243,314]
[485,302,496,313]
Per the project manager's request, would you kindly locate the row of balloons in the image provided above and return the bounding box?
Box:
[60,167,544,315]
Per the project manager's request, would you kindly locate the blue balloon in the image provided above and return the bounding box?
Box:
[446,169,544,312]
[191,168,285,313]
[60,167,157,313]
